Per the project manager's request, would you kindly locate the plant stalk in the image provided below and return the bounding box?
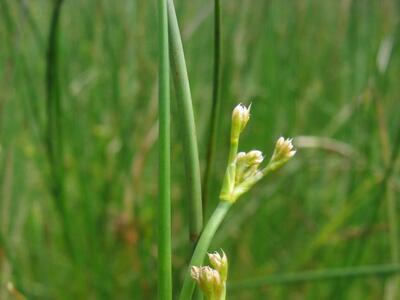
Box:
[167,0,203,242]
[202,0,222,213]
[157,0,172,298]
[46,0,74,256]
[179,201,231,300]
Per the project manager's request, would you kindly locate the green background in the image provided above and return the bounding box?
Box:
[1,0,400,299]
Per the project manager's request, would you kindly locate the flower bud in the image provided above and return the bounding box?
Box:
[208,250,228,281]
[271,137,296,163]
[191,266,201,282]
[231,104,250,140]
[235,151,246,162]
[245,150,264,165]
[264,137,296,173]
[191,266,223,298]
[235,150,264,185]
[231,170,263,201]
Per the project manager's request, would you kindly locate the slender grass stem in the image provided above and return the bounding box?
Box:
[228,264,400,289]
[179,201,232,300]
[167,0,203,242]
[157,0,172,298]
[46,0,73,256]
[202,0,222,213]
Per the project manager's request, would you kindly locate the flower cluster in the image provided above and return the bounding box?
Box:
[220,104,296,203]
[266,136,296,172]
[191,250,228,300]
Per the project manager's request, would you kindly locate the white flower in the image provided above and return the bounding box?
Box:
[271,137,296,163]
[208,250,228,281]
[235,150,264,184]
[231,103,251,139]
[191,266,223,298]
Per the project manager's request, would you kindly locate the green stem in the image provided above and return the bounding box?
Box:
[157,0,172,298]
[219,131,239,202]
[167,0,203,242]
[228,264,400,289]
[46,0,74,256]
[228,137,239,165]
[202,0,222,213]
[179,201,232,300]
[221,283,226,300]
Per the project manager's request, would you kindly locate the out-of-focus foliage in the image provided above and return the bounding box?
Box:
[0,0,399,299]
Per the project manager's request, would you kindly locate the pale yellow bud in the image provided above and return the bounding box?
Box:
[191,266,224,298]
[191,266,201,282]
[272,137,296,162]
[235,150,264,185]
[231,104,251,140]
[263,137,296,174]
[199,266,215,293]
[208,250,228,281]
[245,150,264,165]
[231,170,263,201]
[235,152,246,162]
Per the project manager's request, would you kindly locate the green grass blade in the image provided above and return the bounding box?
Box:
[203,0,222,213]
[157,0,172,298]
[167,0,203,242]
[45,0,74,256]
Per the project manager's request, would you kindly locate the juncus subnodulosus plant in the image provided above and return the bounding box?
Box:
[180,103,296,300]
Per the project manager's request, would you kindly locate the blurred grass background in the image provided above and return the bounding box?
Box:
[1,0,400,299]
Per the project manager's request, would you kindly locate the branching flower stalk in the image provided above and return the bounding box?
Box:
[179,103,296,300]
